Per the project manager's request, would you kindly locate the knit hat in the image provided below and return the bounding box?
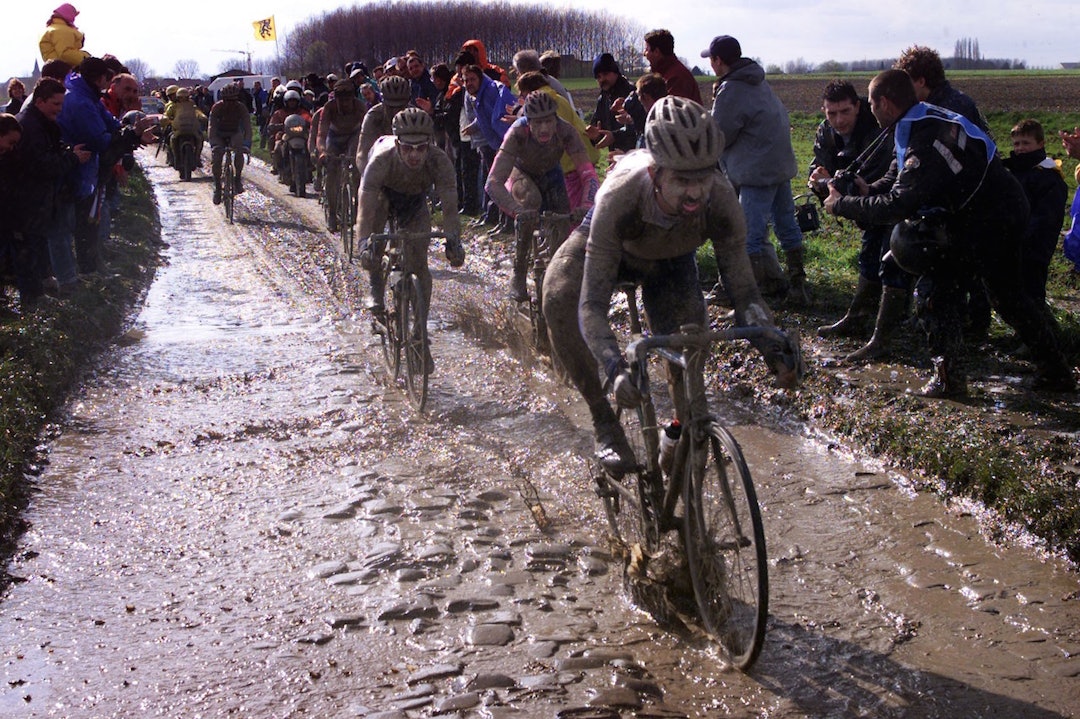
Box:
[592,53,620,78]
[52,3,78,24]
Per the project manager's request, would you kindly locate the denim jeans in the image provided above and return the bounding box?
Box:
[47,201,78,285]
[738,183,803,255]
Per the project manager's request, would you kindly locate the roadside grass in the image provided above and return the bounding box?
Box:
[0,166,163,553]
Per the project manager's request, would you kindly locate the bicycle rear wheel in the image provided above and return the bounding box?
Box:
[401,274,429,410]
[223,157,235,224]
[684,423,768,670]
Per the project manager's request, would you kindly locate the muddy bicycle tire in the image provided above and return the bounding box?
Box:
[684,423,768,670]
[222,155,235,224]
[379,262,402,378]
[338,170,355,262]
[179,142,194,181]
[401,274,429,411]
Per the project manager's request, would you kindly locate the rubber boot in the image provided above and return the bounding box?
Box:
[915,355,967,399]
[509,231,531,302]
[212,179,222,205]
[785,246,812,307]
[817,277,881,338]
[845,287,908,363]
[749,244,789,299]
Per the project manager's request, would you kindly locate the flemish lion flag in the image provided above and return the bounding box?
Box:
[253,16,276,42]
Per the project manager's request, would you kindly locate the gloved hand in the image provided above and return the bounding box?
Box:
[756,330,804,390]
[445,236,465,267]
[357,237,376,270]
[604,356,642,409]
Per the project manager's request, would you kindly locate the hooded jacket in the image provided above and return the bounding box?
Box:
[710,58,797,187]
[39,16,89,67]
[465,72,516,151]
[460,40,510,86]
[58,72,120,199]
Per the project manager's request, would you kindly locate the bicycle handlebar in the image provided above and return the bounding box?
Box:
[626,323,804,386]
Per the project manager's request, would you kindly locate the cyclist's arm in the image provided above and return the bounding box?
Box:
[316,106,331,155]
[578,201,628,373]
[432,151,461,239]
[483,144,521,216]
[356,154,390,240]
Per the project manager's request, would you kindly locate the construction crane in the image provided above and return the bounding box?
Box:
[213,49,252,74]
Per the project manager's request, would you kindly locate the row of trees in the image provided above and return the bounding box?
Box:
[763,38,1027,75]
[281,1,644,78]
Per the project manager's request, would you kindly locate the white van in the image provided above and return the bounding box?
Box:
[206,74,276,97]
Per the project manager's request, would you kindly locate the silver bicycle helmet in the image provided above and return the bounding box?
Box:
[285,80,303,92]
[283,89,301,103]
[379,75,411,106]
[523,92,557,120]
[644,96,722,172]
[220,84,241,100]
[392,106,434,141]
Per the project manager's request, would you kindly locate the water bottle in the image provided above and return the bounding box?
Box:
[658,420,681,476]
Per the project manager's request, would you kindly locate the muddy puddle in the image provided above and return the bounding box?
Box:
[0,152,1077,719]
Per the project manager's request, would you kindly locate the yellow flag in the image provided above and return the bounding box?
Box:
[253,16,276,42]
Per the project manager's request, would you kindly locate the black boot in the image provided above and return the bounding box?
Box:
[845,287,908,363]
[818,277,881,338]
[749,245,789,299]
[785,246,812,306]
[915,355,967,399]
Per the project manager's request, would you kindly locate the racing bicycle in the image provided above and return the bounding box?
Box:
[323,154,359,260]
[595,322,801,670]
[512,211,571,355]
[368,231,445,411]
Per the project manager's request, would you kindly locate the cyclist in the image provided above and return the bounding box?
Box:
[485,90,599,301]
[161,87,206,170]
[208,83,252,205]
[317,78,368,231]
[356,75,412,174]
[543,96,798,473]
[355,108,465,372]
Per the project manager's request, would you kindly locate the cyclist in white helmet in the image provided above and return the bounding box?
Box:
[485,89,599,301]
[355,107,464,372]
[543,96,797,473]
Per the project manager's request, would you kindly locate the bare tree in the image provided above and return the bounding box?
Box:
[173,59,201,80]
[124,57,153,82]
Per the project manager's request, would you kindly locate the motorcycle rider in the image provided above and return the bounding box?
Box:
[162,87,206,172]
[208,83,252,204]
[355,107,464,371]
[267,90,311,188]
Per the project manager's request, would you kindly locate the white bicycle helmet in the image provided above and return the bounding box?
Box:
[379,75,411,107]
[283,89,301,103]
[392,106,434,142]
[644,96,722,172]
[523,92,557,120]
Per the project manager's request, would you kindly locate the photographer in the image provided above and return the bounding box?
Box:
[809,81,905,359]
[825,70,1074,397]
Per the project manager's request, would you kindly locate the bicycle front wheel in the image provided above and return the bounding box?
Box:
[684,423,768,670]
[603,401,662,558]
[380,266,402,379]
[401,274,429,410]
[223,158,235,224]
[339,176,354,261]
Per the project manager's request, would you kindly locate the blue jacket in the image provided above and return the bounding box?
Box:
[467,74,516,151]
[58,72,120,199]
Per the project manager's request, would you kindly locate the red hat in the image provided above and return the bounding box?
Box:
[52,4,79,24]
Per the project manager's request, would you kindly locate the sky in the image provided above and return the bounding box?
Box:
[4,0,1077,81]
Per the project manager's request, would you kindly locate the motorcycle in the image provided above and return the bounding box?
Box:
[283,114,311,198]
[174,133,198,181]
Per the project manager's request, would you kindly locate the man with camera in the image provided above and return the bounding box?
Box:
[824,70,1074,397]
[809,81,903,359]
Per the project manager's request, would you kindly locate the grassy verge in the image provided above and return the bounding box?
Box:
[0,166,163,551]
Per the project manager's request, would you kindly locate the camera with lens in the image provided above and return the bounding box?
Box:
[830,167,860,197]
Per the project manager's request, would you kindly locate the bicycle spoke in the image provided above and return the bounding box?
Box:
[402,276,429,410]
